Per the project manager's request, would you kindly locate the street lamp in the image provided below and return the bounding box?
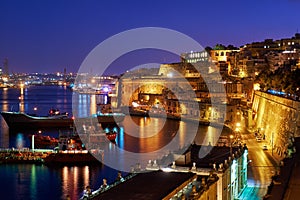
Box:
[33,107,38,116]
[230,134,234,155]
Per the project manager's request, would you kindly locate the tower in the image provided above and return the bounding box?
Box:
[3,58,9,76]
[63,67,67,84]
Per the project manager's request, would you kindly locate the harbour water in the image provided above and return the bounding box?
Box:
[0,86,230,200]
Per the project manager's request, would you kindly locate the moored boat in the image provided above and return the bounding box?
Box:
[96,112,125,124]
[43,130,103,165]
[30,134,59,149]
[0,109,126,130]
[105,130,117,142]
[0,111,74,129]
[43,149,102,165]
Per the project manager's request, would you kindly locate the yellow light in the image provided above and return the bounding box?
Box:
[236,122,241,127]
[230,135,234,139]
[254,83,260,91]
[132,102,139,107]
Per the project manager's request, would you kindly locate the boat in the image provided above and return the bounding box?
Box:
[30,134,59,149]
[0,111,74,129]
[43,149,102,165]
[95,112,125,128]
[105,130,117,141]
[96,112,125,123]
[43,130,103,165]
[0,105,126,130]
[121,106,149,117]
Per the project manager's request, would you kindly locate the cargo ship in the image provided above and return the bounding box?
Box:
[0,110,125,130]
[0,109,74,129]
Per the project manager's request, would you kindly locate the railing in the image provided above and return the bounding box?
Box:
[79,173,137,200]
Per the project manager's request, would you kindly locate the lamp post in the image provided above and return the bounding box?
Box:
[31,134,35,152]
[230,134,234,155]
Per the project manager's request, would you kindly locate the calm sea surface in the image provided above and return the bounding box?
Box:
[0,86,229,200]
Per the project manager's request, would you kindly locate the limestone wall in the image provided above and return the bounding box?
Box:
[252,91,300,156]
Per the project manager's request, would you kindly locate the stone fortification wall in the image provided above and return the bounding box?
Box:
[252,91,300,156]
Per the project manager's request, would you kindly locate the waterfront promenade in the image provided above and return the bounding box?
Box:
[0,148,53,164]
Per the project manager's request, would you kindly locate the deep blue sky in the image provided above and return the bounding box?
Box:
[0,0,300,74]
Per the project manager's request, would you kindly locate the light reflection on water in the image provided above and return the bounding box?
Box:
[0,86,231,200]
[0,164,105,200]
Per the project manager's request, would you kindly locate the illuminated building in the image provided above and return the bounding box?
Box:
[180,50,209,63]
[170,144,248,200]
[91,171,219,200]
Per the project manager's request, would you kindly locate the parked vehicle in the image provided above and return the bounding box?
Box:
[262,144,268,150]
[256,136,262,142]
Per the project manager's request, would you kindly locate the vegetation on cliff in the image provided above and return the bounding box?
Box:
[256,67,300,98]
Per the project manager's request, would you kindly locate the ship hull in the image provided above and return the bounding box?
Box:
[0,111,126,130]
[0,112,74,129]
[96,113,125,124]
[43,151,102,165]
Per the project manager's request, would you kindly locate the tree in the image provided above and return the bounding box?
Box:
[227,44,238,50]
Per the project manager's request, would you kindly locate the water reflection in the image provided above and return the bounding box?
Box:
[0,164,106,200]
[0,86,233,200]
[30,165,37,200]
[1,88,9,111]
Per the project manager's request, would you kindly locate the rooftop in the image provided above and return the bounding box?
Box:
[92,171,197,200]
[176,143,246,169]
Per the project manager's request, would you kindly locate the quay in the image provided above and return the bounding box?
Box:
[0,148,53,164]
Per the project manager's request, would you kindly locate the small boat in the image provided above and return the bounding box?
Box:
[105,130,117,142]
[121,106,149,117]
[43,130,103,165]
[0,110,74,130]
[96,112,125,124]
[30,134,59,149]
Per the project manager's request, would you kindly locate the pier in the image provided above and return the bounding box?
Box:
[0,148,53,164]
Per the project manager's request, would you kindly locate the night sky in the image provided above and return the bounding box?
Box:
[0,0,300,74]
